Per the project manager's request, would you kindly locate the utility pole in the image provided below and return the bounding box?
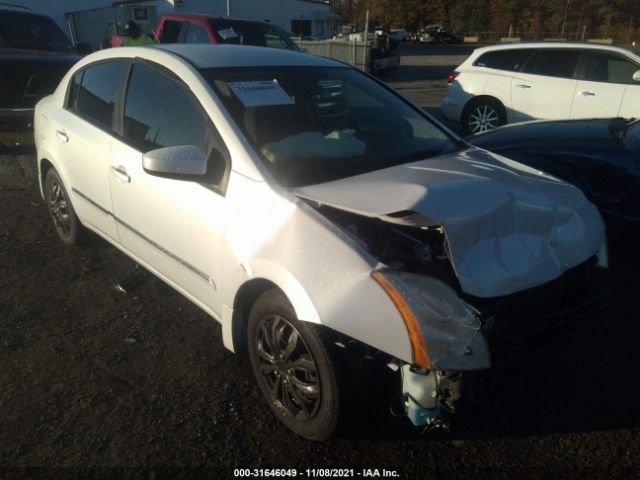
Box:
[227,0,231,16]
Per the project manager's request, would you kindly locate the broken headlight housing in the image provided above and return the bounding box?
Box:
[372,270,491,370]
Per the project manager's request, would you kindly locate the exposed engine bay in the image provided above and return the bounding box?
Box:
[309,201,607,430]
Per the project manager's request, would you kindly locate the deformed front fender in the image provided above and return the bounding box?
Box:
[246,258,321,324]
[222,194,415,363]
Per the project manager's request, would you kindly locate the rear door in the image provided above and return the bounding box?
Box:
[108,61,230,316]
[571,50,639,119]
[50,61,127,241]
[510,49,580,122]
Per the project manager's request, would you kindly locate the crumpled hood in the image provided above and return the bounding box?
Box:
[294,148,606,298]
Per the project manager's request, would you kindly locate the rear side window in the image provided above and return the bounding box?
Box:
[212,21,297,51]
[522,49,580,79]
[66,70,83,110]
[74,61,126,129]
[582,51,640,84]
[473,49,534,71]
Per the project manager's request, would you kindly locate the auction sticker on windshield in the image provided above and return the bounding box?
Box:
[228,80,294,107]
[217,27,239,40]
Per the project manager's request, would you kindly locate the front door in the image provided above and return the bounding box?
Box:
[108,61,229,316]
[510,49,580,122]
[571,50,638,119]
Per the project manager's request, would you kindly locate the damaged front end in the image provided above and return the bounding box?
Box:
[303,201,607,430]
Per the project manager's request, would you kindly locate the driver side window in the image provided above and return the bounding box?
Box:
[123,63,209,153]
[122,62,229,185]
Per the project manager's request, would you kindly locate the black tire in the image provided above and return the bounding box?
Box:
[462,98,506,134]
[247,289,364,440]
[44,168,86,246]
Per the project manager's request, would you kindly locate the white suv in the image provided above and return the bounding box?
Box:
[441,42,640,133]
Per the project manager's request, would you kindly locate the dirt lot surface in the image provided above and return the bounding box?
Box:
[1,45,639,479]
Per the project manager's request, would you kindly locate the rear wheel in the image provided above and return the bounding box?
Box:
[45,168,86,246]
[247,289,365,440]
[463,98,506,134]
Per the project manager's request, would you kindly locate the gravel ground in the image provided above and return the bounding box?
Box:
[1,44,640,479]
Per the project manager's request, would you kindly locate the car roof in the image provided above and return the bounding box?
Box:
[155,43,343,69]
[78,44,345,70]
[160,12,270,26]
[473,41,639,58]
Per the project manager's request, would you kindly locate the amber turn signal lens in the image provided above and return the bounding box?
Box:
[371,271,430,369]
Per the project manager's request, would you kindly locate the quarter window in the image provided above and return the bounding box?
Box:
[582,51,640,84]
[66,70,83,110]
[75,62,126,129]
[522,50,580,79]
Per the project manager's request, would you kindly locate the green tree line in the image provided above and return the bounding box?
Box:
[331,0,640,42]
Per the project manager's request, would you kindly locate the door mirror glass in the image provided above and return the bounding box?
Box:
[143,145,229,189]
[143,145,208,177]
[633,70,640,82]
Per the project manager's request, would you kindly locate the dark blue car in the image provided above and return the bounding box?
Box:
[468,118,640,253]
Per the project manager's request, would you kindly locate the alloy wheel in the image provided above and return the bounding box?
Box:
[254,314,322,420]
[47,178,72,239]
[468,105,500,133]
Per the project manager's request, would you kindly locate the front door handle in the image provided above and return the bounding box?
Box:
[111,165,131,183]
[56,130,68,143]
[516,84,531,89]
[579,91,596,96]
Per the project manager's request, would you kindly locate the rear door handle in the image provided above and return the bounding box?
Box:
[56,130,68,143]
[110,165,131,183]
[516,84,531,89]
[579,91,596,96]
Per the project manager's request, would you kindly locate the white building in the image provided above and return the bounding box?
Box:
[3,1,174,36]
[6,0,340,40]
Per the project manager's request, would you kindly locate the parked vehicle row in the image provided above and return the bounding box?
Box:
[35,44,608,440]
[442,42,640,134]
[410,25,461,44]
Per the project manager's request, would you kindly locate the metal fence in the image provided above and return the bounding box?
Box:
[295,39,371,73]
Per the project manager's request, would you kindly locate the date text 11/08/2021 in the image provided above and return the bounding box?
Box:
[233,468,401,478]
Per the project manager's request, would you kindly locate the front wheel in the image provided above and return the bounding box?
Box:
[462,99,506,134]
[247,289,365,440]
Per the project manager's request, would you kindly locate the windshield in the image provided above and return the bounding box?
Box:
[212,21,298,51]
[0,12,74,53]
[203,66,459,187]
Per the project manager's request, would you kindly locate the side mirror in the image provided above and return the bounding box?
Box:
[142,145,228,187]
[75,42,93,55]
[143,145,208,178]
[633,70,640,82]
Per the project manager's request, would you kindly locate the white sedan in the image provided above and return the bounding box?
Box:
[35,44,607,439]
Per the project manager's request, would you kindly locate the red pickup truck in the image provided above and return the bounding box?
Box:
[155,13,300,51]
